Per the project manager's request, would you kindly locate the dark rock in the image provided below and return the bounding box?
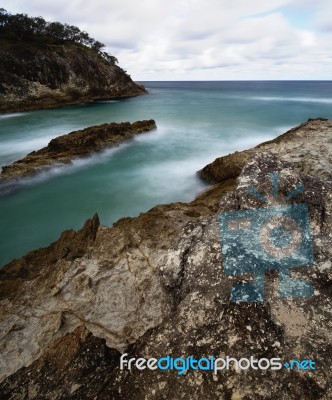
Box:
[198,151,252,183]
[0,40,146,114]
[0,326,121,400]
[0,120,157,180]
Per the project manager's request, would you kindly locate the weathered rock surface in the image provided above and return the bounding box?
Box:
[0,40,146,114]
[0,119,331,399]
[0,119,156,180]
[199,118,332,183]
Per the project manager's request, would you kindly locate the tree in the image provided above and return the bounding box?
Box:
[101,51,118,64]
[9,13,35,41]
[45,21,66,42]
[0,8,9,26]
[65,25,81,42]
[79,31,93,46]
[0,10,118,62]
[33,16,46,35]
[91,40,104,52]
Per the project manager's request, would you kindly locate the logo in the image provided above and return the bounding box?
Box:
[120,354,316,375]
[219,172,314,301]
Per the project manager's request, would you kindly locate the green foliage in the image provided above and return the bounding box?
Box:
[0,9,117,63]
[100,51,118,64]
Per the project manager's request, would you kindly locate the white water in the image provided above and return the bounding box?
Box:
[1,81,332,266]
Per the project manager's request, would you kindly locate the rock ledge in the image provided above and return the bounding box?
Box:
[0,119,156,181]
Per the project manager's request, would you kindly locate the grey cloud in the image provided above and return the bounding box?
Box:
[107,41,138,50]
[320,23,332,32]
[2,0,331,80]
[177,29,218,41]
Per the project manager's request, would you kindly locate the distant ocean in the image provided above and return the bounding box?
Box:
[1,81,332,266]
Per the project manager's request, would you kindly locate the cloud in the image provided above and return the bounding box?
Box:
[2,0,331,80]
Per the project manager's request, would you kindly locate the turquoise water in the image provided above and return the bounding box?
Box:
[1,81,332,267]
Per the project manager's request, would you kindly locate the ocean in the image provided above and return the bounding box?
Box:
[1,81,332,267]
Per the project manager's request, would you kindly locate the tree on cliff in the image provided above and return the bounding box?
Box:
[0,9,117,63]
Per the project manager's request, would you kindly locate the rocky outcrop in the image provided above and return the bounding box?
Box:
[0,120,156,181]
[0,119,331,399]
[0,40,146,113]
[199,118,332,183]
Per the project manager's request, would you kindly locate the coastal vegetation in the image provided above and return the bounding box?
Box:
[0,9,146,113]
[0,8,117,64]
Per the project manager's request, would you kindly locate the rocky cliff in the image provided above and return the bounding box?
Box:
[0,119,156,181]
[0,119,331,399]
[0,40,146,113]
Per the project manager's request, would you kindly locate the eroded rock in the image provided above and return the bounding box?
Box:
[0,40,147,114]
[0,120,156,181]
[198,118,332,183]
[0,120,331,399]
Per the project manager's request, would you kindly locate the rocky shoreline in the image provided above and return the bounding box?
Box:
[198,117,332,183]
[0,120,156,181]
[0,119,331,399]
[0,40,147,114]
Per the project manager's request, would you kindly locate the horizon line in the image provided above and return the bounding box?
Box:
[138,79,332,82]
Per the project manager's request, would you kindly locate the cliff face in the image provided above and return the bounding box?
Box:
[0,40,146,113]
[0,119,331,399]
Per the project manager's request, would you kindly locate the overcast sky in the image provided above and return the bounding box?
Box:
[2,0,332,80]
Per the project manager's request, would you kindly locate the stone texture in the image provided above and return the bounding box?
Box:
[0,326,122,400]
[198,118,332,183]
[0,120,156,181]
[0,40,146,114]
[0,119,331,399]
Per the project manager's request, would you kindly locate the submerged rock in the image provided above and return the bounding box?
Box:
[0,119,331,399]
[0,119,156,181]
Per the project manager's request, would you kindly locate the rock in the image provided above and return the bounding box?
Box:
[0,120,157,181]
[0,326,121,400]
[0,119,331,399]
[0,40,146,114]
[199,150,252,183]
[198,118,332,183]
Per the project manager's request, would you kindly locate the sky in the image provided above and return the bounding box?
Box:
[2,0,332,81]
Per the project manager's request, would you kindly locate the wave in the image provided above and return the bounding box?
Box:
[0,122,287,199]
[95,100,120,104]
[0,134,62,164]
[0,143,133,197]
[135,131,277,188]
[0,112,27,120]
[134,157,208,200]
[249,96,332,104]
